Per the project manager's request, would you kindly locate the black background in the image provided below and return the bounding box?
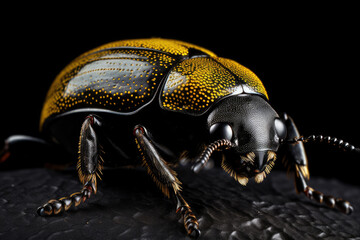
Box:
[1,5,359,185]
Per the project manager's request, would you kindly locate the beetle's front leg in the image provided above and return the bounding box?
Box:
[133,125,201,239]
[37,114,104,216]
[281,113,353,214]
[294,167,353,214]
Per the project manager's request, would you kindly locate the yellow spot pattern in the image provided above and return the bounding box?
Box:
[79,38,216,58]
[41,48,176,129]
[216,58,268,99]
[161,57,268,114]
[40,38,267,129]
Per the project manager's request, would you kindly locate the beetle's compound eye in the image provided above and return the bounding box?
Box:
[274,118,287,140]
[210,123,233,141]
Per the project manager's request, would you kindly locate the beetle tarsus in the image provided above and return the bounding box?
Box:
[37,180,96,216]
[304,186,353,214]
[293,162,354,214]
[177,205,201,239]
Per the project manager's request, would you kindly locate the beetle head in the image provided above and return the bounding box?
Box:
[206,95,287,185]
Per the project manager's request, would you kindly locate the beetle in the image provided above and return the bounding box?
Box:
[1,38,359,238]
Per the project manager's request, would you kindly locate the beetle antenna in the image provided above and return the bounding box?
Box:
[192,139,234,173]
[287,135,360,153]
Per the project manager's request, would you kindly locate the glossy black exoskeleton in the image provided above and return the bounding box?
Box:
[1,38,359,239]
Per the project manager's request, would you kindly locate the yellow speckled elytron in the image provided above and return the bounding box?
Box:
[161,57,268,113]
[40,38,268,130]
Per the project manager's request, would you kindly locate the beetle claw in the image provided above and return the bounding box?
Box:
[37,202,54,216]
[36,206,46,216]
[188,227,201,239]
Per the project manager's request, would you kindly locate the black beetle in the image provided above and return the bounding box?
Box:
[1,38,359,238]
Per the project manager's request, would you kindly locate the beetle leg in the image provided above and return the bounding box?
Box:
[0,135,54,167]
[281,113,353,214]
[134,125,201,239]
[294,167,353,214]
[37,114,104,216]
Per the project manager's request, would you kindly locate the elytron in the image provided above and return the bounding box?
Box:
[1,38,358,238]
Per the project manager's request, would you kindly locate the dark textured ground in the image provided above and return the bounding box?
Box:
[1,166,360,240]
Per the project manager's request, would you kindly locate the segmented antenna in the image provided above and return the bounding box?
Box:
[192,139,234,173]
[288,135,360,153]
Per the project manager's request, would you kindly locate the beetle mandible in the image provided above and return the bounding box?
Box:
[1,38,359,238]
